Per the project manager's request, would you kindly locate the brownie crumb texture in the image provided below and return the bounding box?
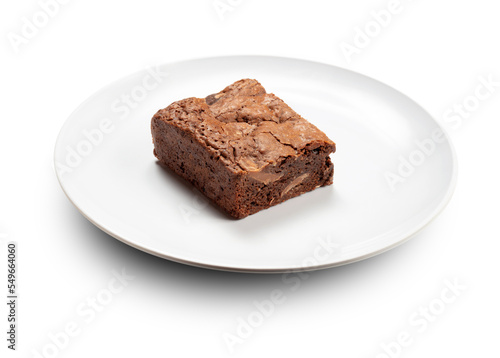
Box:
[151,79,336,219]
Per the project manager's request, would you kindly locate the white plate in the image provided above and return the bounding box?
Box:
[54,56,457,273]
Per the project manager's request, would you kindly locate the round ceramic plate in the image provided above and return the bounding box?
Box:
[54,56,457,273]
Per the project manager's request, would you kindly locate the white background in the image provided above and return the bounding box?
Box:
[1,0,499,357]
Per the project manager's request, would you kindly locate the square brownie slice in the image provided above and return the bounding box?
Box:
[151,79,335,219]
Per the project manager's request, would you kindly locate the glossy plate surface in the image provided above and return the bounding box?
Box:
[54,56,457,272]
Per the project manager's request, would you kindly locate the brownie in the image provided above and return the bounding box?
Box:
[151,79,335,219]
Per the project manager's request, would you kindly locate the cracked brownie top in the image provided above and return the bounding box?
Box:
[153,79,335,174]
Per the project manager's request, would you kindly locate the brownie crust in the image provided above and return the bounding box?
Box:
[151,79,336,219]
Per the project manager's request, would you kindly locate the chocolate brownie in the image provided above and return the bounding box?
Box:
[151,79,335,219]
